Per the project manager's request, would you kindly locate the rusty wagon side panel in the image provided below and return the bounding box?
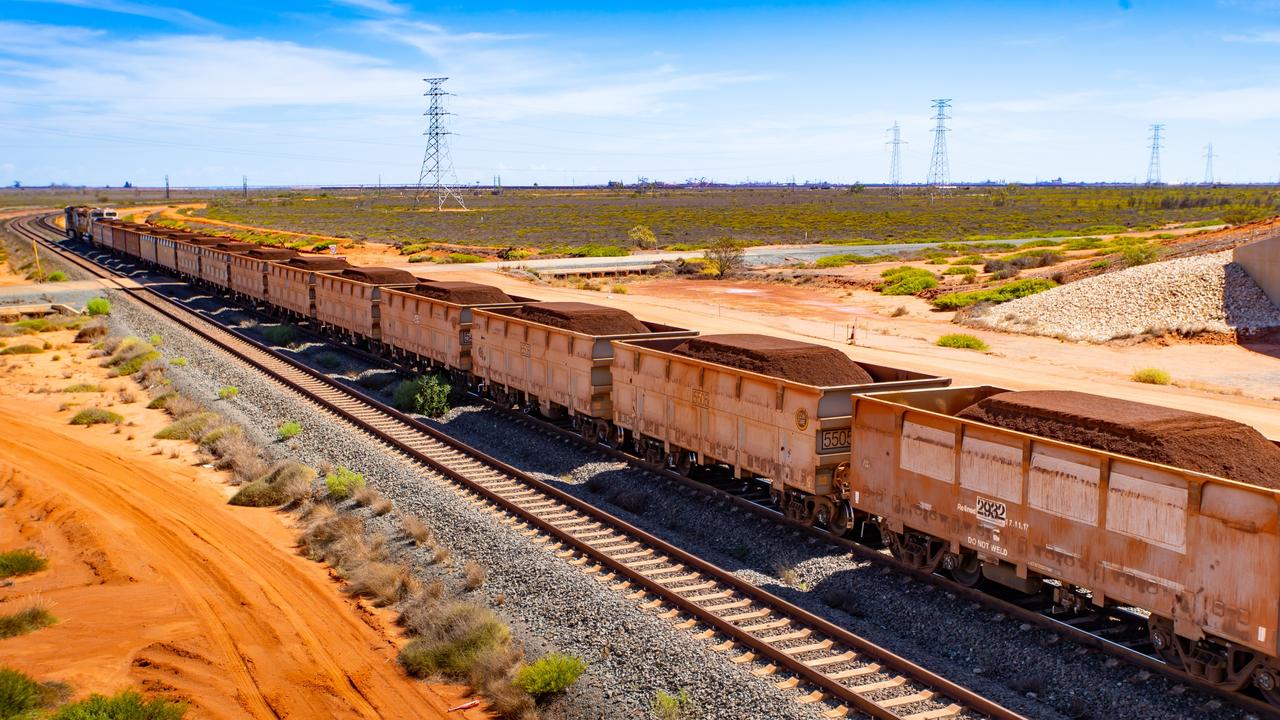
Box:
[138,228,158,265]
[313,275,415,341]
[610,337,949,494]
[851,386,1280,659]
[471,307,695,420]
[379,288,537,373]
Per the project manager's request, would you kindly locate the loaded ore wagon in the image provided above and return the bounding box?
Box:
[266,256,350,319]
[472,302,696,442]
[313,266,417,342]
[151,228,180,272]
[611,334,949,530]
[380,281,538,377]
[229,247,298,303]
[199,241,255,289]
[120,223,142,258]
[851,386,1280,699]
[138,226,160,265]
[173,234,221,280]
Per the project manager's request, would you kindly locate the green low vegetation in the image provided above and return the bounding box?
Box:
[398,602,511,677]
[932,278,1057,310]
[0,549,47,578]
[325,466,365,500]
[147,392,176,409]
[51,690,186,720]
[653,689,695,720]
[0,667,68,719]
[1131,367,1172,385]
[230,461,315,507]
[262,324,297,347]
[154,411,219,440]
[169,356,188,367]
[63,383,102,393]
[104,337,160,377]
[936,333,989,351]
[217,386,239,400]
[876,266,938,295]
[434,252,486,264]
[392,374,451,417]
[514,653,586,698]
[85,298,111,316]
[70,408,122,426]
[814,253,896,268]
[277,420,302,440]
[0,344,43,355]
[0,606,57,639]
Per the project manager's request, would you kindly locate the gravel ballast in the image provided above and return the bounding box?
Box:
[102,286,823,720]
[964,251,1280,342]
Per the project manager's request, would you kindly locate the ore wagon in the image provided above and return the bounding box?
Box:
[173,234,222,280]
[138,226,159,265]
[313,266,417,343]
[151,229,180,272]
[850,385,1280,701]
[611,334,949,530]
[380,281,538,378]
[121,223,141,258]
[472,302,695,442]
[199,241,255,289]
[266,256,351,320]
[229,247,297,303]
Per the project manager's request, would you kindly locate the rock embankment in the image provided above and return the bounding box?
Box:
[963,251,1280,342]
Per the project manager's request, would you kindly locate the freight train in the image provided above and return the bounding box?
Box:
[66,208,1280,705]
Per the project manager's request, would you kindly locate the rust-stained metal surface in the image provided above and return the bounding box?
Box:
[471,306,695,420]
[854,385,1280,662]
[379,286,537,372]
[611,337,948,495]
[313,272,415,341]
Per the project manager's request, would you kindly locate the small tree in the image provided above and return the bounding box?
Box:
[703,239,745,278]
[627,224,657,249]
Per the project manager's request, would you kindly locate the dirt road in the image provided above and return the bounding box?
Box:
[0,334,475,719]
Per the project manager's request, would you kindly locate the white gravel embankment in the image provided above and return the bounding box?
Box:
[964,251,1280,342]
[105,288,823,720]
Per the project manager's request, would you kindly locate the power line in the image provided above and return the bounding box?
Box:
[886,121,906,196]
[1203,142,1215,185]
[926,99,951,192]
[415,77,467,210]
[1146,123,1164,185]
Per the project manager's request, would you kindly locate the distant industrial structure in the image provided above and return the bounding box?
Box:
[1203,143,1216,185]
[926,99,951,191]
[415,77,467,210]
[1145,123,1164,185]
[886,121,906,196]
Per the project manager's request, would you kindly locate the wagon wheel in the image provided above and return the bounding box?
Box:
[882,529,907,562]
[948,553,983,588]
[827,503,852,537]
[1148,617,1184,669]
[1255,666,1280,708]
[672,450,694,477]
[644,443,664,466]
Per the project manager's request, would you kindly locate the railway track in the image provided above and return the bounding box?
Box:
[8,213,1026,720]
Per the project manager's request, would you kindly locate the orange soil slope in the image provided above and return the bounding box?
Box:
[0,405,472,719]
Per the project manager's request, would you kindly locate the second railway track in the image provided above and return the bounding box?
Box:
[9,214,1027,719]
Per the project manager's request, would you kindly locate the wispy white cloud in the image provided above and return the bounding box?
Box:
[1122,85,1280,122]
[331,0,408,16]
[13,0,217,29]
[1222,28,1280,42]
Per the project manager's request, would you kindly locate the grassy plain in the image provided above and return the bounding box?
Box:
[192,185,1278,249]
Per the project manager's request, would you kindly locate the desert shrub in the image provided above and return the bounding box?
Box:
[398,602,511,678]
[207,433,267,483]
[169,356,188,367]
[154,412,219,440]
[197,424,242,448]
[85,297,111,316]
[1062,237,1105,251]
[566,244,627,258]
[325,466,365,500]
[1131,367,1171,385]
[277,420,302,440]
[936,333,989,351]
[950,254,985,265]
[217,386,239,400]
[0,549,47,578]
[876,266,938,295]
[514,653,585,697]
[105,337,160,376]
[63,383,102,393]
[70,408,122,425]
[149,334,163,347]
[931,278,1057,310]
[11,318,50,333]
[0,605,57,639]
[392,374,451,417]
[1017,239,1062,249]
[401,515,432,545]
[0,344,42,355]
[0,667,65,719]
[263,324,297,346]
[346,561,418,606]
[941,266,977,280]
[814,253,895,268]
[147,392,175,409]
[50,690,186,720]
[45,271,68,282]
[74,318,108,343]
[1091,260,1111,270]
[1005,249,1063,269]
[463,560,487,591]
[162,394,202,418]
[314,352,341,370]
[653,689,694,720]
[1122,244,1159,266]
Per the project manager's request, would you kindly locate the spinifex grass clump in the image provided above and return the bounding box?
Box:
[0,549,47,578]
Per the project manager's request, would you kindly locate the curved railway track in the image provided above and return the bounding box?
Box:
[8,213,1026,720]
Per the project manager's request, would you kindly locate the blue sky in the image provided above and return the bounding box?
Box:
[1,0,1279,187]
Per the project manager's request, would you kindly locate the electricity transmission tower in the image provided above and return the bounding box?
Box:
[926,99,951,192]
[1203,143,1215,185]
[1145,123,1164,185]
[416,77,467,210]
[886,122,907,196]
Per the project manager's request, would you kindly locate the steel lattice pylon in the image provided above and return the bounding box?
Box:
[1146,123,1164,186]
[416,77,467,210]
[886,121,907,196]
[926,99,951,193]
